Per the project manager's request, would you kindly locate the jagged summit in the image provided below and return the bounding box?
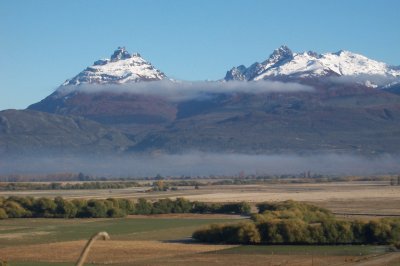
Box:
[110,47,132,61]
[225,46,400,85]
[62,47,166,86]
[263,45,294,65]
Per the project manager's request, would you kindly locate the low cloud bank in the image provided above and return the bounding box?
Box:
[328,74,400,87]
[57,80,314,101]
[1,153,399,177]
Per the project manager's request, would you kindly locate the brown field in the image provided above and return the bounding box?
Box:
[0,237,399,266]
[0,240,234,264]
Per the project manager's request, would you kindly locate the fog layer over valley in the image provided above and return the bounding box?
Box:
[1,153,399,177]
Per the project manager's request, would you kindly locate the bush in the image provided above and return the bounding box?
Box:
[193,201,400,245]
[237,222,261,244]
[0,196,254,219]
[32,197,57,217]
[0,208,8,219]
[135,198,153,215]
[83,200,108,218]
[4,201,29,218]
[107,207,125,218]
[55,197,78,218]
[193,222,260,244]
[256,200,333,222]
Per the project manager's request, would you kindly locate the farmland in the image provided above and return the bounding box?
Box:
[0,180,400,265]
[1,180,400,216]
[0,215,398,266]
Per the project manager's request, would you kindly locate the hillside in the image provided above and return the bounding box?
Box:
[0,109,134,155]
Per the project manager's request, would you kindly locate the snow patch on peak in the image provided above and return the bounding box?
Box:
[62,47,166,86]
[225,46,400,86]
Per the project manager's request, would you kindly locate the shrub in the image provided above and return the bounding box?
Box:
[0,208,8,219]
[237,222,261,244]
[194,201,400,245]
[135,198,152,215]
[32,197,57,217]
[55,197,78,218]
[4,201,29,218]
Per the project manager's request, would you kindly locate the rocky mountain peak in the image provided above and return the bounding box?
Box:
[264,45,294,64]
[61,47,166,86]
[110,47,133,61]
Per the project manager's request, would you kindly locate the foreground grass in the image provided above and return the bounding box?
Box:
[214,244,390,256]
[0,217,236,247]
[11,263,72,266]
[0,216,396,266]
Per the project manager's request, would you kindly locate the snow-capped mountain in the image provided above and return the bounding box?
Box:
[63,47,166,85]
[24,45,400,156]
[225,45,400,86]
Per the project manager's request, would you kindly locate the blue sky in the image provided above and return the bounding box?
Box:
[1,0,399,110]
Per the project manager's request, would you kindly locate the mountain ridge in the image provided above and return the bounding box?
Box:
[55,46,400,89]
[224,46,400,87]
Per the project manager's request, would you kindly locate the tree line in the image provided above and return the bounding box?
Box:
[0,181,141,191]
[192,200,400,246]
[0,196,251,219]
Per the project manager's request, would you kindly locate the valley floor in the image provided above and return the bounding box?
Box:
[1,181,400,216]
[1,181,400,265]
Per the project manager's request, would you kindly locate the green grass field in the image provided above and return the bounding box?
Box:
[0,216,397,266]
[0,217,235,247]
[11,263,71,266]
[215,244,389,256]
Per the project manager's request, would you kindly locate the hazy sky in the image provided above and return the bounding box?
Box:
[1,0,399,110]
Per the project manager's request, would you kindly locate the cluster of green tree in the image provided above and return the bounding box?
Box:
[166,180,204,187]
[0,196,134,218]
[192,200,400,246]
[191,201,251,215]
[150,180,205,191]
[0,197,251,219]
[0,181,141,191]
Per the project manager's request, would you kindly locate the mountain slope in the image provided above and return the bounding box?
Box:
[132,87,400,154]
[29,47,176,129]
[0,109,134,154]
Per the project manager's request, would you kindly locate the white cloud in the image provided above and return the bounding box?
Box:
[56,80,314,101]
